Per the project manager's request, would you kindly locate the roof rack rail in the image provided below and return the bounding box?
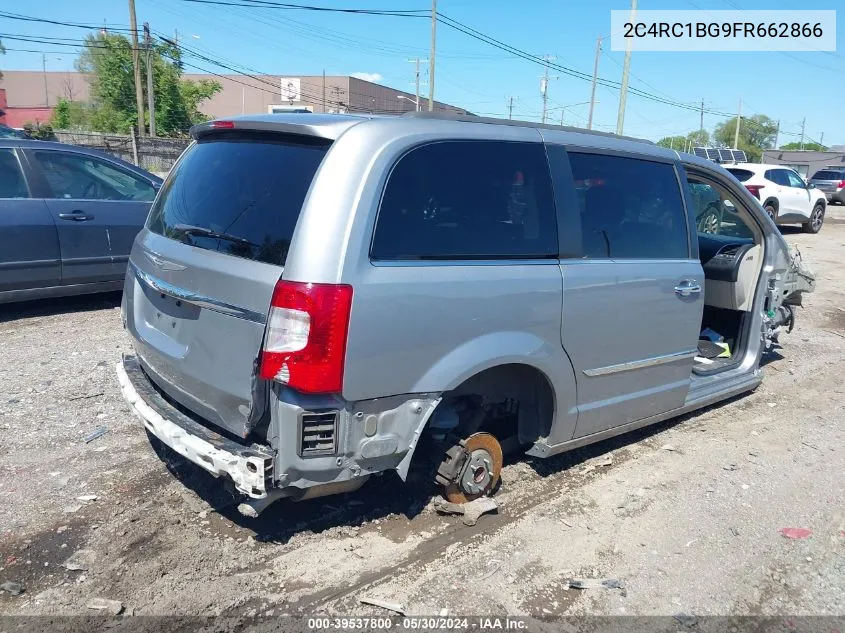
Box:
[400,111,654,145]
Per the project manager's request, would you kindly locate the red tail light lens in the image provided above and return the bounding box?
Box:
[211,120,235,129]
[838,180,845,188]
[259,281,353,394]
[744,184,763,200]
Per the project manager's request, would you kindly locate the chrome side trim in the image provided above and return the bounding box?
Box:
[583,349,698,377]
[130,262,266,324]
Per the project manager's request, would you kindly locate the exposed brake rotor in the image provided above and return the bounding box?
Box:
[436,432,503,504]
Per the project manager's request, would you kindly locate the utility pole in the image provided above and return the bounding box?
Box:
[774,119,780,149]
[144,22,156,137]
[699,98,704,131]
[733,99,742,149]
[540,55,556,125]
[820,131,824,147]
[428,0,436,111]
[616,0,637,135]
[587,36,601,130]
[322,69,326,113]
[128,0,145,136]
[507,96,514,120]
[42,54,49,106]
[799,117,806,150]
[414,58,421,112]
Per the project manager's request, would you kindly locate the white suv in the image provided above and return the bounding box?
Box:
[726,163,827,233]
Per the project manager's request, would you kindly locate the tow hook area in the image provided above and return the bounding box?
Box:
[435,432,503,504]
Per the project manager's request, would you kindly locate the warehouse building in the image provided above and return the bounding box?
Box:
[761,148,845,178]
[0,70,467,126]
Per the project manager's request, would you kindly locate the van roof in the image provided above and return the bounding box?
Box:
[191,111,655,146]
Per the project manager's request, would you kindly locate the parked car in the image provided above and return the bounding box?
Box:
[808,167,845,205]
[0,139,163,303]
[115,113,814,516]
[725,163,827,233]
[0,125,33,140]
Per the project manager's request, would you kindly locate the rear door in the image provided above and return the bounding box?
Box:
[547,147,703,439]
[767,169,800,215]
[27,148,158,284]
[0,148,61,292]
[124,131,332,437]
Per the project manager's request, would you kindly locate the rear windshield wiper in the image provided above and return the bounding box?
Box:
[172,224,259,247]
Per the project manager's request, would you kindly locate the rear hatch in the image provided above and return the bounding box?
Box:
[809,170,844,193]
[124,129,332,438]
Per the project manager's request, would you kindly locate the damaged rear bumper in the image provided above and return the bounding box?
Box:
[115,355,274,498]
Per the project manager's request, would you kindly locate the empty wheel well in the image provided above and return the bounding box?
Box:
[762,197,778,211]
[434,364,555,446]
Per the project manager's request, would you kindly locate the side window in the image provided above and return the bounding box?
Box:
[687,179,754,239]
[768,170,790,187]
[0,149,30,198]
[786,170,806,188]
[371,141,558,260]
[569,153,688,259]
[32,151,156,202]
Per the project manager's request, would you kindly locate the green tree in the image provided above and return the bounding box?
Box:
[51,98,95,130]
[779,141,828,151]
[75,33,220,135]
[0,38,6,79]
[656,135,687,150]
[714,114,778,162]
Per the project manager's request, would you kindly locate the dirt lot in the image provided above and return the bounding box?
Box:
[1,213,844,621]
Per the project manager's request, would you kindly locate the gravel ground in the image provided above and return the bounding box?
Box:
[1,212,843,620]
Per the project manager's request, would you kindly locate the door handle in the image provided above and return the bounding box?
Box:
[674,281,702,297]
[58,211,92,221]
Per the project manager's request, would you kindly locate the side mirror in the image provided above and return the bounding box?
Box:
[807,182,815,189]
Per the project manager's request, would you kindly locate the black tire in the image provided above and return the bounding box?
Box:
[763,203,777,223]
[803,203,825,234]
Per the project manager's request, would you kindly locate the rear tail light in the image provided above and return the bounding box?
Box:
[211,120,235,129]
[838,180,845,188]
[259,281,353,394]
[744,184,763,200]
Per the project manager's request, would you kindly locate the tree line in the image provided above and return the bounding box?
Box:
[656,114,827,162]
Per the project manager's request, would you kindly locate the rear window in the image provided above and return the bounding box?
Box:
[147,132,330,266]
[811,170,844,180]
[726,168,754,182]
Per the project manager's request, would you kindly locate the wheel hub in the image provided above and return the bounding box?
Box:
[437,432,503,504]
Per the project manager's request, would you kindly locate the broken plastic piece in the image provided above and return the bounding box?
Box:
[84,427,108,443]
[433,495,499,526]
[359,596,405,615]
[779,527,812,539]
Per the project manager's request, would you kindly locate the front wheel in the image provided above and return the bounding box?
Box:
[803,203,825,234]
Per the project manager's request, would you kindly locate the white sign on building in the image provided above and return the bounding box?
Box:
[280,77,301,103]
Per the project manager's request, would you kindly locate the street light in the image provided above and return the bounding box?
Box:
[397,94,419,112]
[557,100,595,126]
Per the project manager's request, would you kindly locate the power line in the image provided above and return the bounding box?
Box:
[435,12,737,118]
[175,0,428,16]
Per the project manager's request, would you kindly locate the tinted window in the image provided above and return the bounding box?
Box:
[569,153,688,259]
[811,170,843,180]
[785,170,806,188]
[147,133,331,266]
[371,141,557,260]
[765,169,790,186]
[33,151,156,201]
[0,149,29,198]
[726,168,754,182]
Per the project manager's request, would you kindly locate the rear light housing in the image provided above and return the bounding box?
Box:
[838,180,845,189]
[744,184,763,200]
[259,281,353,394]
[211,120,235,129]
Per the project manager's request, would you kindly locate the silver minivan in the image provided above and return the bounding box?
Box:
[115,113,814,515]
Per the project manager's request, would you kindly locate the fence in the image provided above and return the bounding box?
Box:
[54,130,191,175]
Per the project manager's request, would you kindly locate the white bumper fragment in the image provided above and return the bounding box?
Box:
[115,360,270,498]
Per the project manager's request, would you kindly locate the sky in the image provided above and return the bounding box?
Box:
[1,0,843,145]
